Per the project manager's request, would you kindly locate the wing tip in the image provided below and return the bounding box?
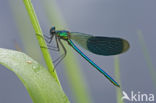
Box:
[122,39,130,53]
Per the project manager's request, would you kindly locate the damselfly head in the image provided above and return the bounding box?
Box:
[50,26,56,34]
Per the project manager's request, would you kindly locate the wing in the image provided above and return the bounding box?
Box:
[70,32,130,56]
[70,32,91,51]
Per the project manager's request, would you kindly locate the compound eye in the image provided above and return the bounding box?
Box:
[50,26,55,34]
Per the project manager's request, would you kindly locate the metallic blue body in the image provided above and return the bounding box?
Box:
[67,39,120,87]
[53,30,121,87]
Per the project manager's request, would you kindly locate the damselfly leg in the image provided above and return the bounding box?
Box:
[37,33,67,68]
[53,38,67,68]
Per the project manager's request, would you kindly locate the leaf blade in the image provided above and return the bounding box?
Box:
[0,48,70,103]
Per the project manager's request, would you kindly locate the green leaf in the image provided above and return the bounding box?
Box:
[0,48,70,103]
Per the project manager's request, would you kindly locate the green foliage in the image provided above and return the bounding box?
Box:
[0,0,70,102]
[114,56,124,103]
[22,0,60,84]
[0,48,70,103]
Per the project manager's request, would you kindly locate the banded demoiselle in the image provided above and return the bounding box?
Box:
[44,26,130,87]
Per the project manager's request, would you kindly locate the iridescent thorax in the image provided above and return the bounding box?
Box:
[56,30,70,40]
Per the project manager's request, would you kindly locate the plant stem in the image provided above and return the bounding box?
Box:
[137,30,156,87]
[22,0,60,85]
[114,56,124,103]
